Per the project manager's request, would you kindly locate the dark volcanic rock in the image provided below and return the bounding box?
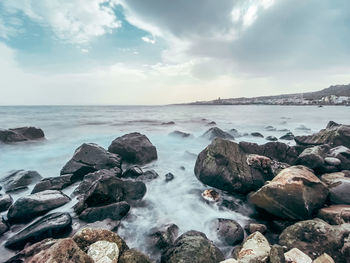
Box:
[266,136,278,141]
[119,249,153,263]
[161,231,225,263]
[279,132,294,140]
[0,194,13,212]
[148,223,179,251]
[108,132,157,165]
[194,138,273,194]
[31,174,74,194]
[5,212,72,250]
[215,218,244,246]
[321,171,350,205]
[0,170,42,192]
[251,132,264,138]
[61,143,121,181]
[202,127,234,140]
[169,130,192,138]
[0,127,44,143]
[250,166,328,220]
[7,190,71,223]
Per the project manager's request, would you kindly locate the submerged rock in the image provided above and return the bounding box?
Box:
[169,130,192,138]
[108,132,157,165]
[266,136,278,141]
[250,166,328,220]
[0,127,45,143]
[215,218,244,246]
[321,171,350,205]
[165,172,175,182]
[32,174,74,193]
[251,132,264,138]
[0,170,42,192]
[202,127,234,140]
[237,231,270,263]
[317,205,350,225]
[279,132,294,140]
[0,194,13,212]
[119,249,152,263]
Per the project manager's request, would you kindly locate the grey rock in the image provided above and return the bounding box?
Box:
[215,218,244,246]
[0,220,9,236]
[0,170,42,192]
[279,132,294,140]
[119,248,152,263]
[266,136,278,141]
[251,132,264,138]
[324,157,341,166]
[202,127,234,140]
[296,145,330,169]
[148,223,179,251]
[31,174,74,194]
[0,127,44,143]
[165,173,174,182]
[79,201,130,223]
[122,166,143,178]
[0,194,13,212]
[321,171,350,205]
[328,146,350,170]
[169,130,192,138]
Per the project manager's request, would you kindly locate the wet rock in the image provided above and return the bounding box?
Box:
[108,132,157,165]
[28,238,93,263]
[248,223,267,234]
[279,132,294,140]
[265,126,276,131]
[229,128,242,137]
[215,218,244,246]
[202,127,234,140]
[73,227,128,254]
[296,145,330,170]
[313,253,335,263]
[295,123,350,148]
[5,212,72,250]
[138,169,159,181]
[7,190,71,223]
[279,218,350,261]
[162,121,175,125]
[0,127,44,143]
[149,223,179,251]
[208,121,217,125]
[266,136,278,141]
[328,146,350,170]
[31,174,74,194]
[122,166,143,178]
[161,230,225,263]
[321,171,350,205]
[165,173,174,182]
[0,170,42,192]
[251,132,264,138]
[0,194,13,212]
[61,143,122,181]
[269,244,285,263]
[0,219,9,236]
[169,130,191,138]
[78,201,130,223]
[87,240,119,263]
[201,189,220,202]
[119,249,152,263]
[237,231,270,263]
[284,248,312,263]
[317,205,350,225]
[270,160,290,177]
[250,166,328,220]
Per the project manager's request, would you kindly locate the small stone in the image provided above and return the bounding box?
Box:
[251,132,264,138]
[87,240,119,263]
[249,223,267,234]
[284,248,312,263]
[165,173,174,182]
[202,189,220,202]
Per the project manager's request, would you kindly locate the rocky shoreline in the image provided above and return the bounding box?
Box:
[0,122,350,262]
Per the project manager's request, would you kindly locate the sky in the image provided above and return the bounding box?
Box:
[0,0,350,105]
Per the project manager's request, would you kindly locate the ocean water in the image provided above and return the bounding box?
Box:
[0,105,349,259]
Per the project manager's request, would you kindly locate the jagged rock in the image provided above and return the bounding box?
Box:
[202,127,234,140]
[31,174,74,193]
[215,218,244,246]
[321,171,350,205]
[248,223,267,234]
[269,244,285,263]
[78,202,130,223]
[296,145,330,169]
[313,253,335,263]
[7,190,71,223]
[251,132,264,138]
[250,166,328,220]
[279,219,350,261]
[284,248,312,263]
[122,166,143,178]
[0,194,13,212]
[280,132,294,140]
[0,127,44,143]
[237,231,271,263]
[5,212,72,250]
[0,170,42,192]
[61,143,121,181]
[108,132,157,165]
[169,130,192,138]
[119,249,152,263]
[87,240,119,263]
[317,205,350,225]
[328,146,350,170]
[161,231,225,263]
[148,223,179,251]
[165,173,174,182]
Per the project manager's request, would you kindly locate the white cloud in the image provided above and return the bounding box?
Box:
[141,36,156,44]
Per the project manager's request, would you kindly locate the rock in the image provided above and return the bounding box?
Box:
[265,126,276,131]
[0,194,13,212]
[324,157,341,166]
[31,174,74,193]
[269,244,285,263]
[295,123,350,148]
[108,132,157,165]
[73,227,128,254]
[248,223,267,234]
[280,132,294,140]
[202,127,234,140]
[313,253,335,263]
[5,212,72,250]
[161,230,225,263]
[317,205,350,225]
[328,146,350,170]
[208,121,217,125]
[249,166,328,220]
[148,223,179,251]
[138,169,159,181]
[165,173,174,182]
[194,139,272,194]
[266,136,278,141]
[87,240,119,263]
[162,121,175,125]
[0,220,9,236]
[296,145,330,170]
[61,143,122,181]
[28,238,93,263]
[237,231,271,263]
[284,248,312,263]
[251,132,264,138]
[78,202,130,223]
[169,130,191,138]
[215,218,244,246]
[326,121,340,129]
[321,171,350,204]
[122,166,143,178]
[279,218,350,261]
[119,249,152,263]
[201,189,220,202]
[0,127,45,143]
[296,125,311,131]
[230,128,242,137]
[7,190,71,223]
[0,170,42,192]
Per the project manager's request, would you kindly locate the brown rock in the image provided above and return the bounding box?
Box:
[318,205,350,225]
[313,253,335,263]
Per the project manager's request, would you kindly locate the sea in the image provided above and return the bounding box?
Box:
[0,105,349,260]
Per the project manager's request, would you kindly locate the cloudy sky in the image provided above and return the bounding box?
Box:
[0,0,349,105]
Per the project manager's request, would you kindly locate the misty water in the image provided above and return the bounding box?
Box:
[0,105,349,259]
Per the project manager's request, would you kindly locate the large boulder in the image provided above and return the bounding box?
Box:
[296,145,329,169]
[201,127,234,140]
[321,171,350,205]
[7,190,71,223]
[0,170,42,192]
[249,166,328,220]
[119,249,153,263]
[0,127,45,143]
[237,231,271,263]
[60,143,121,181]
[161,231,225,263]
[5,212,72,250]
[318,205,350,225]
[295,123,350,148]
[0,194,13,212]
[194,138,273,194]
[214,218,244,246]
[279,219,350,261]
[31,174,74,194]
[108,132,157,165]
